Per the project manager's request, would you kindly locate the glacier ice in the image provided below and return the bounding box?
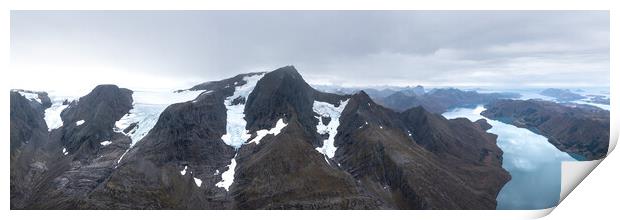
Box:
[220,73,265,149]
[115,89,205,166]
[42,92,77,131]
[44,103,69,131]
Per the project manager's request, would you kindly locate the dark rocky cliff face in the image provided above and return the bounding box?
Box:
[10,91,51,209]
[59,85,133,161]
[234,118,379,209]
[235,66,376,209]
[482,99,610,160]
[244,66,346,146]
[88,89,234,209]
[10,85,135,209]
[11,66,511,210]
[335,92,509,209]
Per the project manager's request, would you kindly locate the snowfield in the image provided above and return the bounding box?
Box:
[247,118,287,144]
[313,99,350,160]
[215,156,237,191]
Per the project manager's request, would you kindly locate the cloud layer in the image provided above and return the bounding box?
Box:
[10,11,609,90]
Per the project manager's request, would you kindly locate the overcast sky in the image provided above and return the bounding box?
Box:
[10,11,609,92]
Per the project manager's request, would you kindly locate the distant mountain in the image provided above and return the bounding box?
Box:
[540,88,586,101]
[586,95,610,105]
[313,85,425,100]
[10,66,510,209]
[482,99,609,160]
[377,88,521,113]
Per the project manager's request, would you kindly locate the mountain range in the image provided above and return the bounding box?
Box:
[10,66,512,209]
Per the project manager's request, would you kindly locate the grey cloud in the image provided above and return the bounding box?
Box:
[10,10,609,90]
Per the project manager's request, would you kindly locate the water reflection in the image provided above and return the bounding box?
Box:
[443,106,576,210]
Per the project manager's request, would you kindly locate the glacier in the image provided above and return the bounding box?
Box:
[44,103,69,131]
[115,89,205,166]
[16,90,73,131]
[216,73,265,191]
[220,73,265,148]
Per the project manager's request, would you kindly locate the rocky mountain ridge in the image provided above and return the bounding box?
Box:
[11,66,510,209]
[482,99,610,160]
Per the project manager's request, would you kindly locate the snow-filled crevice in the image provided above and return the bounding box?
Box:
[313,99,350,161]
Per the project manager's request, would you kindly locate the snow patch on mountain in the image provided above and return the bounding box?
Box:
[216,156,237,191]
[76,120,85,126]
[221,73,265,149]
[194,177,202,187]
[313,99,350,159]
[115,89,205,166]
[180,165,188,175]
[100,141,112,146]
[247,118,287,144]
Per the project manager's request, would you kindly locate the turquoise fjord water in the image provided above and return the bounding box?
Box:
[442,106,577,210]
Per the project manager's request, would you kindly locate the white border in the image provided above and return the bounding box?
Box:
[1,1,617,219]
